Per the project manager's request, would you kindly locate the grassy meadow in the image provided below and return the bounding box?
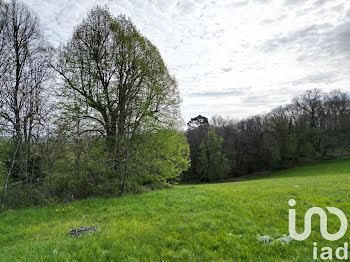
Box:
[2,159,350,261]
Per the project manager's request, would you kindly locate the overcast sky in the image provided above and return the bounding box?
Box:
[22,0,350,123]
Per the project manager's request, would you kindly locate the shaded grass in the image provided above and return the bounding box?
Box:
[1,159,350,261]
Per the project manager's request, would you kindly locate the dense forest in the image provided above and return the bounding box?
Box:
[184,89,350,182]
[1,0,349,209]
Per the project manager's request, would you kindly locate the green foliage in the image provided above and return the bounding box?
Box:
[55,5,184,196]
[197,129,230,181]
[127,129,190,191]
[0,139,11,177]
[1,159,350,261]
[186,89,350,181]
[51,137,116,199]
[262,133,281,168]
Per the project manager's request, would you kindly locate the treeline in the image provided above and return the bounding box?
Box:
[184,89,350,182]
[0,1,189,208]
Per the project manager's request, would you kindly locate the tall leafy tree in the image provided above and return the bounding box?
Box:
[54,6,182,193]
[184,115,210,181]
[197,129,230,181]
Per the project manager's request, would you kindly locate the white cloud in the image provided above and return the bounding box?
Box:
[21,0,350,123]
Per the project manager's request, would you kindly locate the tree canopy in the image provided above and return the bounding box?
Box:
[53,6,184,194]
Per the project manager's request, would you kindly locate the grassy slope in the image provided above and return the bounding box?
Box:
[2,159,350,261]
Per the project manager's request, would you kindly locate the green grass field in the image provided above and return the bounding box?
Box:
[2,159,350,261]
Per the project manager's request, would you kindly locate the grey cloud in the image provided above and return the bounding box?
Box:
[189,87,250,97]
[332,21,350,54]
[261,15,287,24]
[260,22,347,63]
[331,4,345,13]
[253,0,272,3]
[233,0,249,6]
[241,95,286,107]
[260,2,350,61]
[313,0,329,7]
[262,23,332,52]
[284,0,306,5]
[290,72,339,86]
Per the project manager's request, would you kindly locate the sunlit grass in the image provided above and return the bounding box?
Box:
[1,159,350,261]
